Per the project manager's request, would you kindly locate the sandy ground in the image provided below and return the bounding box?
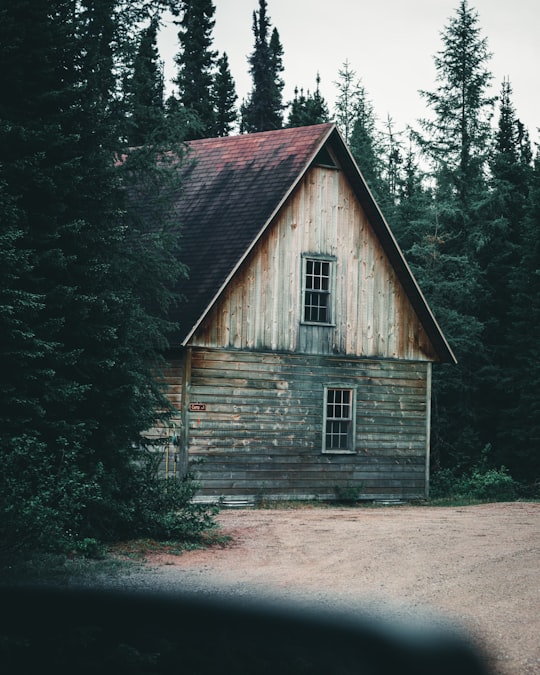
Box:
[133,502,539,675]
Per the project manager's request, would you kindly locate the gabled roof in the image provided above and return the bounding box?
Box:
[173,123,456,364]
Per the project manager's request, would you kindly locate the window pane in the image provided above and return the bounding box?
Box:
[325,389,353,451]
[326,420,350,450]
[327,389,351,420]
[304,291,328,323]
[304,259,331,323]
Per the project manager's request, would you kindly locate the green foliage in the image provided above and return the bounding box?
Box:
[430,446,518,502]
[0,435,217,554]
[333,60,363,144]
[386,6,537,485]
[334,483,363,504]
[472,79,534,478]
[333,61,389,205]
[173,0,218,139]
[0,0,217,555]
[287,74,330,128]
[213,52,238,136]
[417,0,495,196]
[406,1,497,470]
[116,447,218,541]
[125,17,166,146]
[501,150,540,480]
[241,0,284,132]
[169,1,238,138]
[431,465,518,503]
[0,436,92,553]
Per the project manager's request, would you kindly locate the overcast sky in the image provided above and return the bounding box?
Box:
[158,0,539,144]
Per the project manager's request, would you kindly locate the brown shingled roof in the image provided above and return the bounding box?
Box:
[175,123,334,344]
[172,123,456,364]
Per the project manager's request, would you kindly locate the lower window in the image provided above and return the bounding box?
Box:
[323,387,355,453]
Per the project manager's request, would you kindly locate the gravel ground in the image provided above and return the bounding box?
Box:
[113,501,540,675]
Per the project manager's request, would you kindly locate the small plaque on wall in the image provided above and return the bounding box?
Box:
[189,402,206,412]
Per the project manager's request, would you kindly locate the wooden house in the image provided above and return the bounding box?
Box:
[157,123,455,503]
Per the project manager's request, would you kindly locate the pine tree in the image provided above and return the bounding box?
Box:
[380,115,404,212]
[241,0,284,133]
[333,60,360,144]
[287,74,330,127]
[0,0,202,552]
[413,0,495,469]
[173,0,217,139]
[125,16,166,146]
[334,62,385,201]
[482,80,534,479]
[348,85,383,200]
[418,0,495,227]
[213,52,238,136]
[391,142,433,253]
[505,150,540,482]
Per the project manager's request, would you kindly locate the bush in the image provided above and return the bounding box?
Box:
[430,464,518,502]
[462,467,517,501]
[0,437,218,556]
[74,446,219,546]
[0,435,98,554]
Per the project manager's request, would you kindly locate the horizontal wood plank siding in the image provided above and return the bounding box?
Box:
[187,348,429,501]
[191,166,436,361]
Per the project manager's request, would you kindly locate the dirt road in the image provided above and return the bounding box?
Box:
[138,502,539,675]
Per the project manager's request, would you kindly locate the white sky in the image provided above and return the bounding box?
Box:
[158,0,539,144]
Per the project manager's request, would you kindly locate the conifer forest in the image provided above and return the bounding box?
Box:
[1,0,538,552]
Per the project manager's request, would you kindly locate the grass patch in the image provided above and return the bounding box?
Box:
[108,531,231,561]
[0,529,230,586]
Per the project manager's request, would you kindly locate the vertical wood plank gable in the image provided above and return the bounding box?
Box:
[191,166,436,362]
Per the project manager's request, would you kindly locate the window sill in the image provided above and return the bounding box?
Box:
[301,321,336,327]
[322,449,356,455]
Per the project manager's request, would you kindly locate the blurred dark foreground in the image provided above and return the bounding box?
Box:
[0,586,491,674]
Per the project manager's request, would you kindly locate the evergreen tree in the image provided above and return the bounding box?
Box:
[287,74,330,127]
[391,142,433,253]
[413,0,495,469]
[125,16,166,146]
[0,0,207,553]
[241,0,284,133]
[173,0,217,139]
[483,79,531,405]
[505,149,540,482]
[333,60,361,144]
[482,80,534,479]
[348,85,384,200]
[334,61,386,201]
[380,115,404,210]
[213,52,238,136]
[418,0,495,224]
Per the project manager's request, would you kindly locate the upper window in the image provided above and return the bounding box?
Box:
[303,257,333,324]
[323,387,355,453]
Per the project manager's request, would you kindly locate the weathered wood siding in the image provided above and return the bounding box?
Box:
[191,165,436,361]
[185,348,429,501]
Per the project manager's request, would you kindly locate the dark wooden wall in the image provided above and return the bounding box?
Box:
[185,348,430,502]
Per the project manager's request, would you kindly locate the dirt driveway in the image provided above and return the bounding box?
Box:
[140,502,539,675]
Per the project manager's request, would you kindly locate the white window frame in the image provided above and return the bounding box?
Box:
[322,386,356,454]
[301,254,336,326]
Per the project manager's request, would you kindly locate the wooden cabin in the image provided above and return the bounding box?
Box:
[156,123,455,503]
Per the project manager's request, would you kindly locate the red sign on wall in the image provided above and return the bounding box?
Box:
[189,402,207,412]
